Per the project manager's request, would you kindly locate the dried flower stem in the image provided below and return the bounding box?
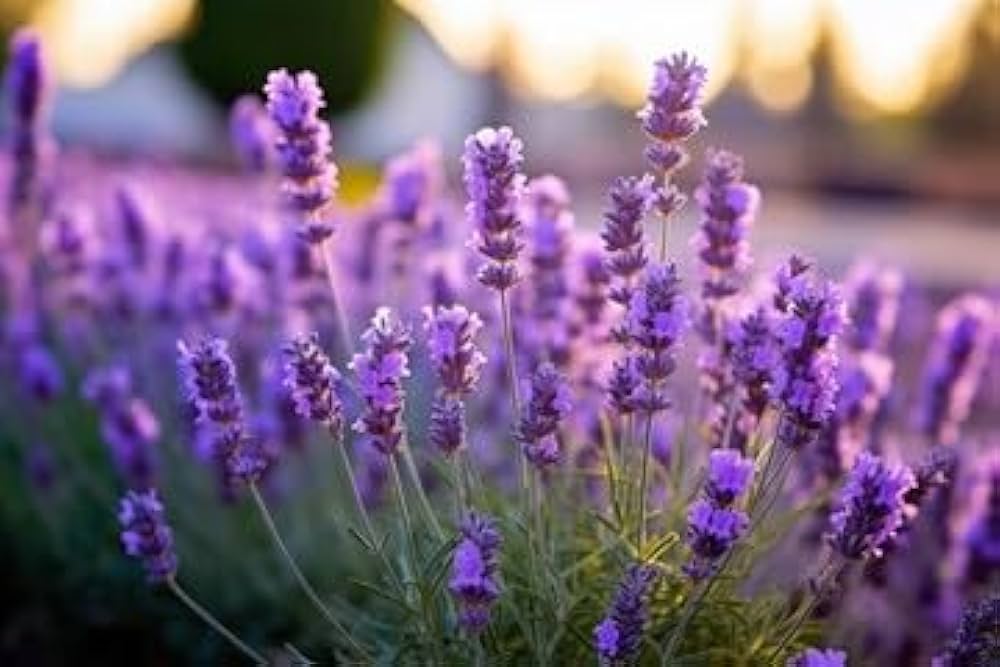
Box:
[248,484,369,659]
[166,577,267,665]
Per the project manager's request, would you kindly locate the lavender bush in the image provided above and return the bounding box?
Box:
[0,32,997,665]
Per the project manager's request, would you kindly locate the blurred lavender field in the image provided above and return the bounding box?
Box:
[0,3,998,666]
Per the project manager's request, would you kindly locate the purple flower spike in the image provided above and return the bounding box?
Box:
[917,294,994,445]
[692,149,759,301]
[229,95,275,174]
[786,647,847,667]
[684,499,749,579]
[463,126,526,291]
[5,28,52,212]
[625,263,688,413]
[843,261,902,353]
[771,257,846,449]
[449,512,503,633]
[423,304,486,399]
[350,308,412,455]
[118,489,178,583]
[263,68,337,243]
[705,449,754,507]
[601,175,654,307]
[525,174,574,322]
[282,332,343,432]
[935,595,999,666]
[18,343,64,403]
[101,397,161,490]
[593,564,658,664]
[381,138,443,228]
[827,452,915,560]
[517,362,572,469]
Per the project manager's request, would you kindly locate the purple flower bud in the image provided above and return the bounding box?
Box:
[692,149,759,301]
[843,261,902,353]
[463,126,526,291]
[350,308,412,455]
[953,455,1000,588]
[5,29,50,125]
[593,563,658,664]
[18,343,64,403]
[82,364,133,409]
[639,52,707,175]
[428,395,465,456]
[263,68,338,243]
[935,594,999,666]
[827,452,915,560]
[574,242,611,326]
[229,95,275,173]
[601,175,653,306]
[684,499,749,579]
[381,138,442,228]
[282,332,343,431]
[517,362,572,469]
[449,512,503,633]
[101,397,160,490]
[786,647,847,667]
[917,295,994,445]
[705,449,754,507]
[118,489,178,583]
[607,354,641,416]
[423,304,486,399]
[177,337,243,427]
[525,174,574,323]
[114,184,156,270]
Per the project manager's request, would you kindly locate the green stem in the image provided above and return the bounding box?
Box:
[249,484,369,660]
[400,436,445,540]
[167,577,267,665]
[318,239,354,367]
[661,577,710,665]
[638,413,655,552]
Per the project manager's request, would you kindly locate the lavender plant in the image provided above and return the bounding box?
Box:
[0,32,996,666]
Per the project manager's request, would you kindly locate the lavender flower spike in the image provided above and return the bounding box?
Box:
[263,68,337,243]
[934,594,1000,666]
[786,647,848,667]
[118,489,178,583]
[601,175,654,307]
[462,126,526,291]
[350,308,412,455]
[593,564,659,664]
[449,512,503,633]
[5,28,52,213]
[917,294,995,445]
[516,362,572,468]
[423,304,486,399]
[229,95,275,174]
[282,332,343,432]
[683,499,749,579]
[639,52,708,172]
[827,452,915,560]
[705,449,754,507]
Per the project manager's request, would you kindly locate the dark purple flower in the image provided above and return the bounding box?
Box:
[118,489,178,583]
[263,68,337,243]
[18,343,64,403]
[639,52,707,174]
[607,354,641,416]
[350,308,411,455]
[704,449,754,507]
[593,564,658,663]
[428,395,465,456]
[771,257,845,449]
[229,95,275,173]
[729,306,779,447]
[954,456,1000,589]
[423,304,486,399]
[684,499,749,579]
[25,441,56,491]
[178,337,243,427]
[934,594,999,666]
[5,28,52,212]
[282,332,343,431]
[827,452,915,560]
[517,362,572,468]
[82,364,133,409]
[463,126,526,291]
[692,149,759,301]
[101,397,160,490]
[114,184,156,270]
[601,175,653,307]
[786,647,847,667]
[625,263,688,413]
[449,512,503,633]
[917,295,994,445]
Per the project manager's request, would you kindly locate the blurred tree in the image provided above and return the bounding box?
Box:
[177,0,394,114]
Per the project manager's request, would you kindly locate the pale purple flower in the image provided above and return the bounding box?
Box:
[423,304,486,399]
[463,126,526,291]
[593,564,658,664]
[843,261,902,353]
[282,332,343,431]
[517,362,572,468]
[639,52,707,174]
[229,95,275,173]
[601,175,653,307]
[827,452,915,560]
[786,647,847,667]
[705,449,754,507]
[350,308,412,455]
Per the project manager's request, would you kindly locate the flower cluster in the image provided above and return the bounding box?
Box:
[786,647,847,667]
[281,332,343,432]
[424,304,485,455]
[934,594,1000,666]
[463,126,526,291]
[263,68,337,243]
[449,512,503,633]
[684,449,753,578]
[517,362,572,468]
[827,452,915,560]
[771,256,846,449]
[728,307,780,451]
[592,564,659,664]
[601,175,653,308]
[623,263,688,413]
[639,52,707,176]
[118,489,178,583]
[350,308,412,455]
[917,295,994,445]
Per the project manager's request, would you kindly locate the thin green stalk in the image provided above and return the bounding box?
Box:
[319,239,354,366]
[248,484,370,660]
[638,412,655,552]
[167,577,267,665]
[400,437,445,540]
[765,559,845,663]
[661,577,711,665]
[389,454,417,568]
